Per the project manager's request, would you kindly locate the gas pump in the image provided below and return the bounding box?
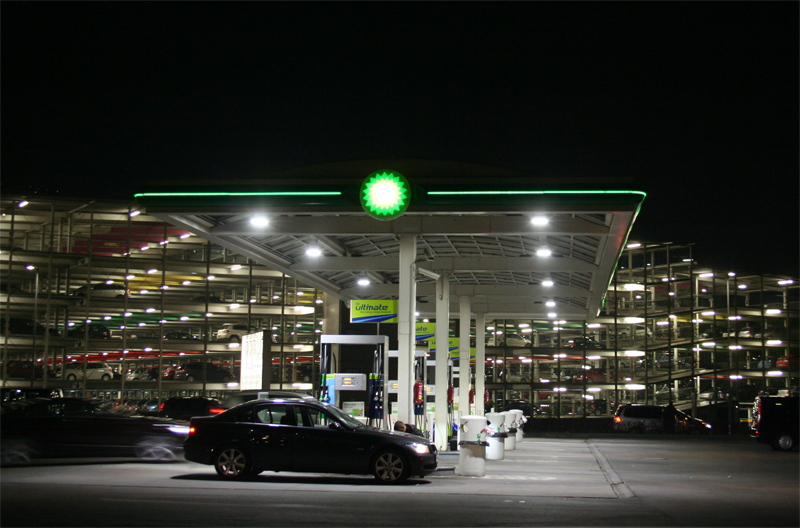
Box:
[367,347,384,427]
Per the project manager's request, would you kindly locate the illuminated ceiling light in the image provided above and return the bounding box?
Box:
[159,320,167,324]
[293,344,304,349]
[273,295,280,299]
[144,347,153,352]
[423,318,429,323]
[542,279,554,287]
[766,309,781,315]
[729,345,743,350]
[159,240,168,245]
[138,322,146,327]
[18,200,29,208]
[180,233,191,239]
[587,387,602,393]
[105,280,114,285]
[229,303,241,310]
[778,280,794,285]
[487,326,495,330]
[249,299,257,303]
[147,269,158,274]
[702,342,716,347]
[738,284,747,289]
[623,283,644,291]
[531,216,549,226]
[124,312,132,317]
[315,299,323,304]
[26,265,35,270]
[766,340,783,345]
[518,323,530,328]
[495,330,504,335]
[296,291,304,296]
[547,312,557,318]
[228,343,240,348]
[85,319,92,324]
[146,308,156,313]
[701,311,716,316]
[587,355,601,361]
[126,274,135,280]
[625,384,646,390]
[553,387,566,392]
[728,272,736,277]
[669,314,678,319]
[699,273,714,278]
[587,323,601,328]
[546,300,556,307]
[626,243,641,249]
[180,316,189,321]
[207,275,215,280]
[139,290,148,294]
[661,278,670,282]
[250,216,269,227]
[657,321,670,326]
[306,246,322,257]
[692,319,704,324]
[729,315,742,320]
[230,265,242,271]
[360,171,411,220]
[536,248,552,257]
[521,328,532,333]
[140,246,150,251]
[182,280,191,285]
[625,350,645,357]
[624,317,645,324]
[767,371,783,377]
[206,313,213,317]
[357,277,370,286]
[730,375,744,380]
[103,316,111,320]
[129,210,140,217]
[669,292,675,296]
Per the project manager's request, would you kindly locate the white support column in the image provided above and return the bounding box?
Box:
[434,271,450,451]
[459,296,472,415]
[475,312,486,416]
[397,235,417,424]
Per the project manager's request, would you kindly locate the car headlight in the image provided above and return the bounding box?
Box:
[409,443,431,455]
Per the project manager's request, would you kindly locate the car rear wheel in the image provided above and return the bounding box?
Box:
[101,374,111,380]
[371,449,410,484]
[215,446,251,479]
[230,336,240,343]
[772,432,796,451]
[66,374,77,380]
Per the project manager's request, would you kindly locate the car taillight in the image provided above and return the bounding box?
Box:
[189,426,196,436]
[614,416,621,423]
[209,408,225,414]
[159,402,165,411]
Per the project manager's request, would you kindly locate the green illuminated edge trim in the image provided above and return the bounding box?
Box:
[134,191,341,197]
[427,190,646,197]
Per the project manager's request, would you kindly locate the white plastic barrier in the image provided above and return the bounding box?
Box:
[509,409,525,441]
[502,411,517,450]
[458,415,488,477]
[484,412,506,460]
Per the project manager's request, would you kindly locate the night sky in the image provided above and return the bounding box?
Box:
[3,2,798,276]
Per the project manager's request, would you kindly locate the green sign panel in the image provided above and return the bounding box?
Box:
[350,300,398,323]
[360,171,411,220]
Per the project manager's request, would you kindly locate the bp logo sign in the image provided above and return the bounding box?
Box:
[360,171,411,221]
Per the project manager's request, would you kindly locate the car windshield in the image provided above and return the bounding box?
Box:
[318,402,364,429]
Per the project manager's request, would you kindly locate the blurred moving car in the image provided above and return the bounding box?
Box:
[184,398,438,483]
[158,397,224,421]
[221,390,314,409]
[0,398,188,465]
[163,332,199,341]
[173,362,235,382]
[674,409,713,434]
[698,388,730,401]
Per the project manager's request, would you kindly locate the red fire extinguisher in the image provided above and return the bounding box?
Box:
[447,386,454,405]
[414,380,424,405]
[469,388,475,404]
[484,389,490,404]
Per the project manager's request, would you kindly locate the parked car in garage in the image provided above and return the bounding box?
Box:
[58,361,114,381]
[3,317,60,337]
[572,368,609,383]
[126,367,160,381]
[1,361,56,380]
[565,337,606,349]
[173,363,235,382]
[1,398,188,465]
[215,323,257,343]
[157,397,224,421]
[71,283,129,298]
[66,323,112,339]
[183,398,438,483]
[163,332,198,341]
[698,387,730,401]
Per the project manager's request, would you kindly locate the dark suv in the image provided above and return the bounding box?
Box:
[173,363,235,382]
[751,395,799,451]
[66,323,111,339]
[158,397,224,420]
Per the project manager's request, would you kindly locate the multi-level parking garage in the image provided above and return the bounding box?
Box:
[2,161,797,438]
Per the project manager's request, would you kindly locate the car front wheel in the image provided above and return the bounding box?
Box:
[66,374,77,380]
[371,449,410,484]
[215,446,251,480]
[101,374,111,380]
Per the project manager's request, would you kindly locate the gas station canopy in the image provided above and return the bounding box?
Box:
[136,159,645,321]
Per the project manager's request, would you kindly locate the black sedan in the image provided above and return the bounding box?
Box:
[1,398,189,465]
[184,399,438,484]
[173,363,234,382]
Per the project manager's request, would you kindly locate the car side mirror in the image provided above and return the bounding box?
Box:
[328,421,343,431]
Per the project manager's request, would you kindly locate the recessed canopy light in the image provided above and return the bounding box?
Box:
[536,248,552,257]
[140,246,150,251]
[26,265,35,270]
[531,216,549,226]
[738,284,747,289]
[546,300,556,307]
[250,216,269,227]
[542,279,554,287]
[306,246,322,257]
[230,265,242,271]
[207,275,215,280]
[180,233,191,239]
[147,269,158,274]
[357,278,370,286]
[18,200,29,208]
[182,280,191,285]
[105,280,114,285]
[126,274,135,280]
[129,210,140,217]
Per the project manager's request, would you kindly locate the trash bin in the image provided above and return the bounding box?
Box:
[509,409,525,442]
[484,412,506,460]
[502,411,517,451]
[458,415,488,477]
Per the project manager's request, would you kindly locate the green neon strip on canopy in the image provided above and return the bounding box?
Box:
[134,191,341,197]
[427,190,646,197]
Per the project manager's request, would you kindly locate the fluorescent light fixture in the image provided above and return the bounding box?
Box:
[105,280,114,285]
[180,316,189,321]
[587,355,601,361]
[306,246,322,257]
[124,312,132,317]
[521,328,532,333]
[542,279,554,287]
[587,323,601,328]
[147,269,158,274]
[546,300,556,307]
[180,233,191,239]
[250,216,269,227]
[729,345,743,350]
[657,321,670,326]
[146,308,156,313]
[767,371,783,377]
[624,350,645,357]
[728,272,736,277]
[738,284,747,289]
[701,311,716,316]
[230,264,243,271]
[126,274,135,280]
[766,340,783,345]
[625,384,646,390]
[766,309,781,315]
[139,290,148,294]
[18,200,29,208]
[357,278,370,286]
[296,291,304,296]
[626,243,641,249]
[26,265,35,270]
[103,316,111,320]
[129,210,140,217]
[159,240,168,245]
[250,299,257,303]
[182,280,191,285]
[547,312,557,318]
[623,283,645,291]
[778,280,794,285]
[699,273,714,278]
[553,353,566,358]
[624,317,645,324]
[207,275,215,280]
[144,347,153,352]
[729,315,742,320]
[161,285,168,290]
[140,246,150,251]
[138,322,146,327]
[518,323,530,328]
[536,248,552,257]
[702,342,716,347]
[730,375,743,380]
[531,216,549,226]
[229,303,241,310]
[553,387,567,392]
[228,343,240,348]
[206,313,212,317]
